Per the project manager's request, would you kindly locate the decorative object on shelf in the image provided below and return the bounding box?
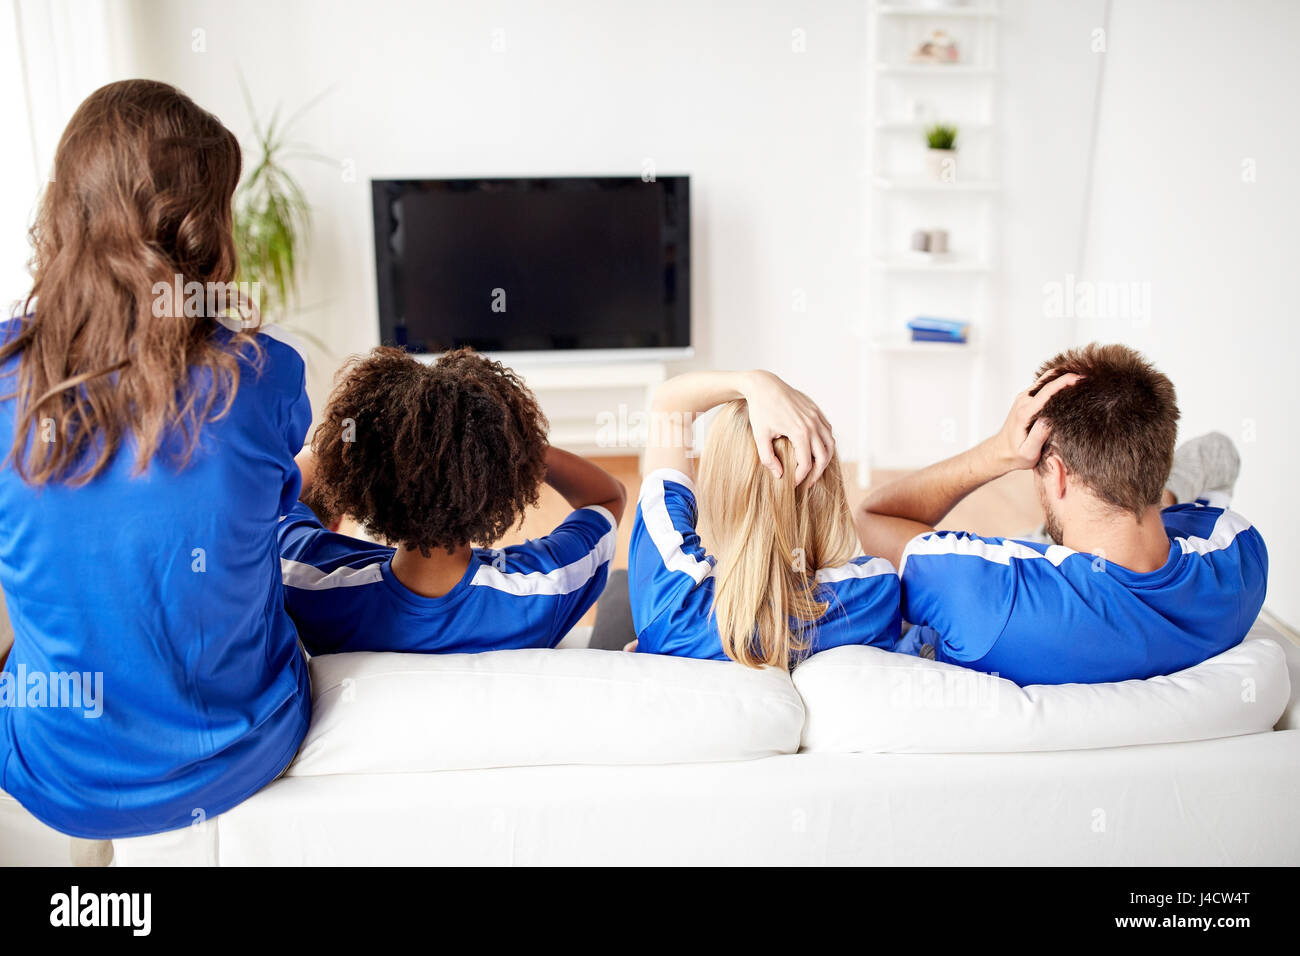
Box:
[907,316,970,343]
[924,123,959,182]
[908,228,952,261]
[909,29,961,64]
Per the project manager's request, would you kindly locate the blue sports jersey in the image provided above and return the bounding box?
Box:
[898,503,1268,685]
[277,502,615,655]
[0,320,311,838]
[628,468,901,662]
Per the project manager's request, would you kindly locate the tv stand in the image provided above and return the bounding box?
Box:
[506,358,671,460]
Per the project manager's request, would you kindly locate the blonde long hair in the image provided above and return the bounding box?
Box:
[696,400,859,669]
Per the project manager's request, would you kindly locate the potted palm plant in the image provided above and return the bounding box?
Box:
[233,84,333,357]
[924,123,959,182]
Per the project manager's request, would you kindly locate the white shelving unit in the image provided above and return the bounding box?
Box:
[870,258,992,273]
[859,0,1001,484]
[871,176,1001,192]
[875,64,999,76]
[874,2,998,16]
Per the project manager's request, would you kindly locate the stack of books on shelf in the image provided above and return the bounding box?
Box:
[907,316,970,343]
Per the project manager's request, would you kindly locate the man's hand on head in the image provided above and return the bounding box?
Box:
[855,370,1080,564]
[988,371,1084,472]
[855,368,1081,567]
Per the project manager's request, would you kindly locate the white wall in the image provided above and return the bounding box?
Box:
[124,0,871,434]
[996,0,1105,410]
[6,0,1081,446]
[1076,0,1300,626]
[119,0,1122,461]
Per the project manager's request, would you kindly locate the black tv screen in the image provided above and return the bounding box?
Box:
[371,176,690,354]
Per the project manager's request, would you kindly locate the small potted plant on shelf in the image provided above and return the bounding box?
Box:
[924,123,959,183]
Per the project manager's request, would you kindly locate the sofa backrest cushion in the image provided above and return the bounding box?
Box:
[794,622,1291,754]
[288,647,804,776]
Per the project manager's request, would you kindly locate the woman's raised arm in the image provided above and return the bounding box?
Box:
[643,369,835,485]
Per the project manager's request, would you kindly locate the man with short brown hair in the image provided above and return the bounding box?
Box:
[855,343,1267,685]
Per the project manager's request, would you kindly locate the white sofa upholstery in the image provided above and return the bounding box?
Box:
[794,636,1289,754]
[4,619,1299,866]
[115,731,1300,866]
[291,646,804,775]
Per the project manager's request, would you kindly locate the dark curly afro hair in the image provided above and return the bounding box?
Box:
[308,347,549,555]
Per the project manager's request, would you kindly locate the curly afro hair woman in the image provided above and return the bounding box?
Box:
[308,347,550,555]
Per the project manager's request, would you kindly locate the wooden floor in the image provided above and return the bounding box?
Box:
[491,456,1044,625]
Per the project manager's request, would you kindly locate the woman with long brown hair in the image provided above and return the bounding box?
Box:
[0,80,311,840]
[627,370,901,668]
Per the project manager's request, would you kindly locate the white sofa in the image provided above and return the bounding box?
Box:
[5,619,1299,866]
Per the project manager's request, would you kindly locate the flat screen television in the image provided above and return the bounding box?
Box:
[371,176,690,356]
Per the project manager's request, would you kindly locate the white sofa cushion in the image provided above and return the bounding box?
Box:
[288,647,804,776]
[794,625,1291,755]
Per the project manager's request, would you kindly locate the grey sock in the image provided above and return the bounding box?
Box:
[1165,431,1241,505]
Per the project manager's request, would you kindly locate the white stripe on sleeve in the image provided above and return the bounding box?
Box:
[281,558,385,591]
[898,532,1074,577]
[1175,509,1253,555]
[638,468,712,584]
[469,525,617,596]
[815,556,897,583]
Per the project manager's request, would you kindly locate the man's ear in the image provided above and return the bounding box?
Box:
[1042,453,1068,501]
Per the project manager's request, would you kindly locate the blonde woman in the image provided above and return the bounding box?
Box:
[627,370,900,667]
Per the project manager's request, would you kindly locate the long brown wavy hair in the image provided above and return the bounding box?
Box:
[0,79,258,486]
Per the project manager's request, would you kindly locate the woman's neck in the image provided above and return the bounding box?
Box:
[389,543,474,598]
